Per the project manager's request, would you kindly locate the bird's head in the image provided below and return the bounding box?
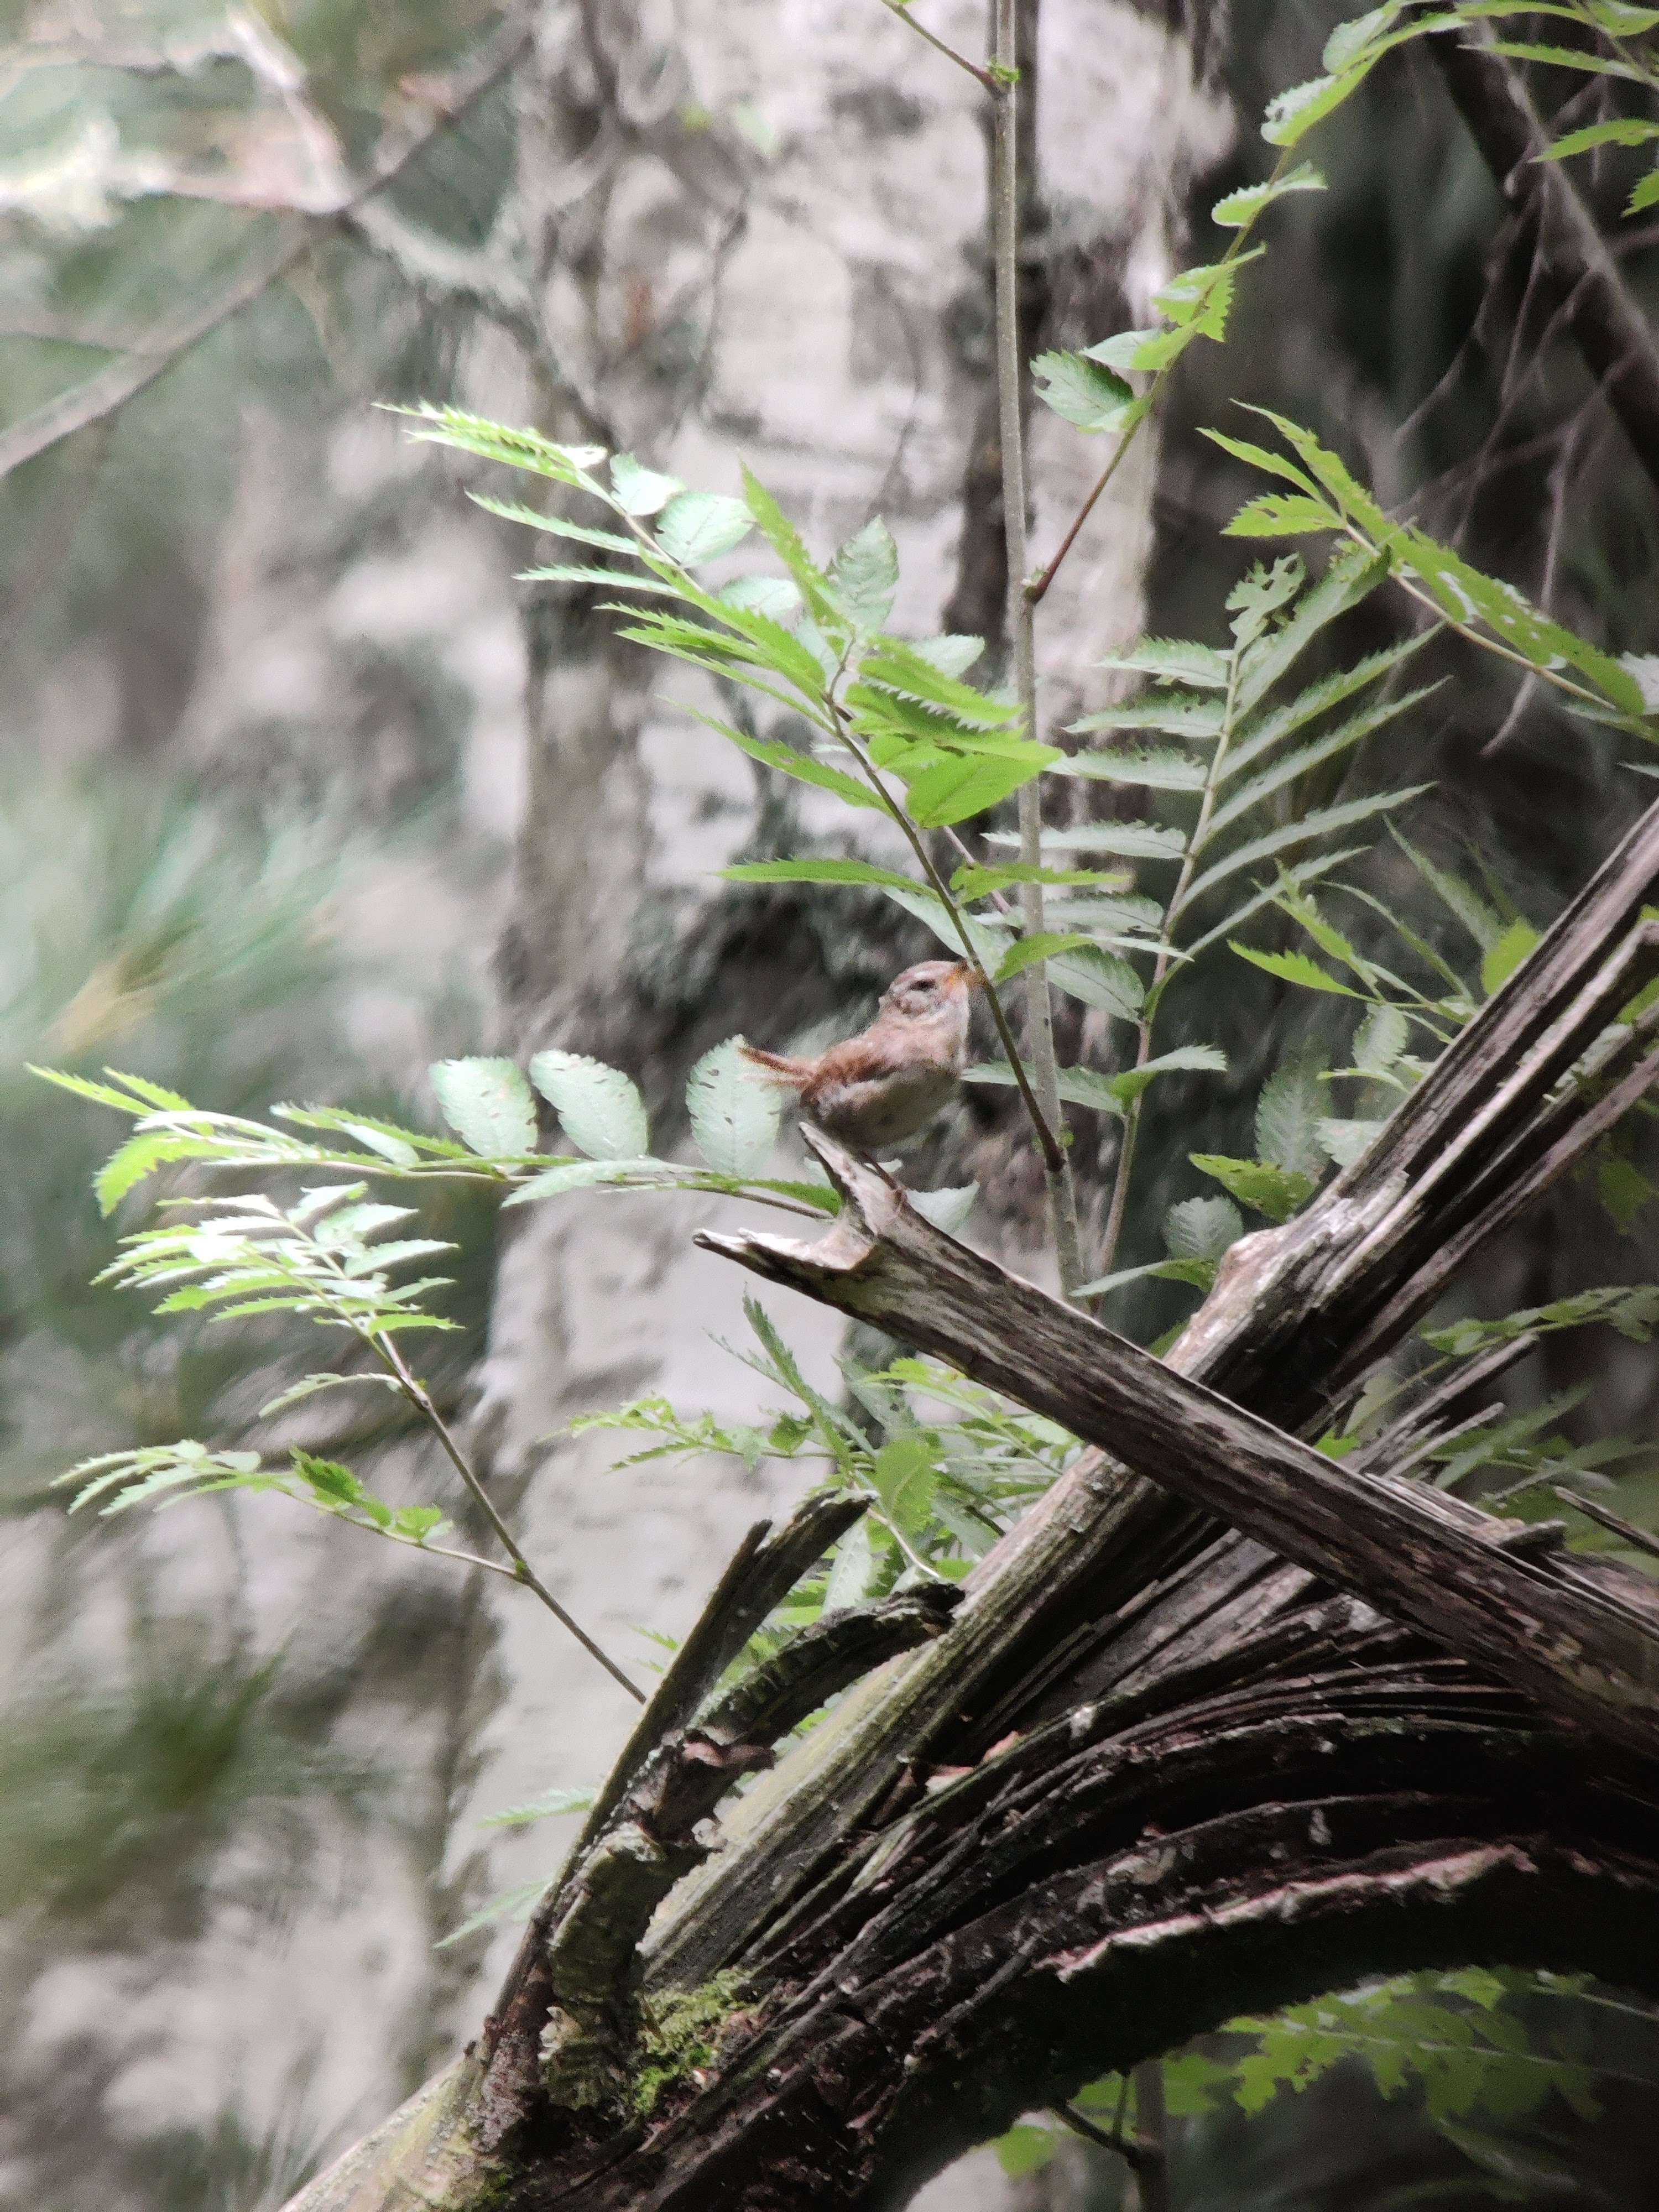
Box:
[880,959,975,1022]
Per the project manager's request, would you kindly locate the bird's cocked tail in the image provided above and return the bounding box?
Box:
[738,1042,815,1089]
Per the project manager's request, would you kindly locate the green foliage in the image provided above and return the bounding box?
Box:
[998,1969,1647,2183]
[61,1437,455,1554]
[1209,411,1655,725]
[529,1050,650,1162]
[1425,1284,1659,1357]
[478,1785,597,1831]
[572,1297,1081,1593]
[430,1059,540,1157]
[90,1182,458,1343]
[1262,0,1659,225]
[404,404,1446,1306]
[1191,1151,1317,1223]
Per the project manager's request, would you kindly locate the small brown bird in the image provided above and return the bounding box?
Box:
[740,959,975,1154]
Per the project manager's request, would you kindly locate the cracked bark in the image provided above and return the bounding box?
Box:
[281,800,1659,2209]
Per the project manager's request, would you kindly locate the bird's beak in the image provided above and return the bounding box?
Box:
[952,961,980,991]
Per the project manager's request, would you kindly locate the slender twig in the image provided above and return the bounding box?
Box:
[1553,1483,1659,1561]
[374,1333,646,1703]
[1026,149,1293,608]
[0,13,535,483]
[992,0,1086,1291]
[879,0,1000,90]
[595,473,1067,1169]
[1050,2099,1154,2170]
[828,709,1067,1171]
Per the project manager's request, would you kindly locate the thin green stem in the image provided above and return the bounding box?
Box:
[1026,150,1294,608]
[1341,520,1644,728]
[879,0,1000,90]
[373,1332,647,1704]
[614,461,1061,1165]
[1095,637,1244,1277]
[1050,2099,1153,2170]
[993,0,1085,1294]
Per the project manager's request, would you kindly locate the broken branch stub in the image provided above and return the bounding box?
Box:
[697,1134,1659,1762]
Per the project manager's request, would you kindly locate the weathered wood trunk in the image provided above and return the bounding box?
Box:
[281,789,1659,2205]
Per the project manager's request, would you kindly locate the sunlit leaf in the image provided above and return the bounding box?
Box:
[904,748,1057,826]
[611,451,683,515]
[1210,162,1326,226]
[655,490,753,563]
[1190,1152,1316,1221]
[1481,916,1541,996]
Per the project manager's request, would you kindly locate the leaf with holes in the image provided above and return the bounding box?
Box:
[1191,1152,1316,1222]
[1031,350,1137,432]
[529,1051,649,1161]
[687,1039,781,1178]
[430,1058,539,1158]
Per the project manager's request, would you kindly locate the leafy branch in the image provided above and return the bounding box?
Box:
[61,1175,646,1701]
[403,405,1078,1178]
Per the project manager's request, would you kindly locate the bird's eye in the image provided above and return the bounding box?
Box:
[917,978,935,992]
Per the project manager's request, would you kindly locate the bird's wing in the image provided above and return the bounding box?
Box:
[807,1034,915,1089]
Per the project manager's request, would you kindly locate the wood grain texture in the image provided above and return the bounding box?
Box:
[699,1133,1659,1760]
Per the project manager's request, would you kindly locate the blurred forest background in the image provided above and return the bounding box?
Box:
[3,1,1659,2207]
